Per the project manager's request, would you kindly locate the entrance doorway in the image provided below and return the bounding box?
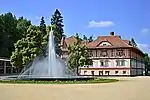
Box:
[99,71,103,76]
[105,71,110,76]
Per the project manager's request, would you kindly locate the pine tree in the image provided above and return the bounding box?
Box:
[51,9,64,56]
[39,17,47,55]
[83,35,88,40]
[88,35,93,42]
[40,17,47,35]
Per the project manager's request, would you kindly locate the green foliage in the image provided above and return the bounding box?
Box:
[11,24,49,68]
[0,12,17,57]
[83,35,88,40]
[17,16,31,38]
[88,35,93,42]
[0,78,118,84]
[131,38,137,47]
[67,33,92,75]
[40,16,47,36]
[51,9,64,56]
[144,53,150,73]
[0,13,31,57]
[10,16,54,68]
[1,11,66,68]
[83,35,93,42]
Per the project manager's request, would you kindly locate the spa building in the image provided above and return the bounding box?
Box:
[61,32,145,76]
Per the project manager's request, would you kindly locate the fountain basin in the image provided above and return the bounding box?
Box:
[19,77,94,81]
[1,75,94,81]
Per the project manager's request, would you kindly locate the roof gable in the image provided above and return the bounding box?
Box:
[97,41,112,47]
[86,35,131,48]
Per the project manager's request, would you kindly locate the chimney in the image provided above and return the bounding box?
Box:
[110,32,115,36]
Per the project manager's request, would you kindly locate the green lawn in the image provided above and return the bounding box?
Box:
[0,78,118,84]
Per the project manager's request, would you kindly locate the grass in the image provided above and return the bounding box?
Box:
[0,78,118,84]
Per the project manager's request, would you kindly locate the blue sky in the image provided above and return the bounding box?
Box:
[0,0,150,54]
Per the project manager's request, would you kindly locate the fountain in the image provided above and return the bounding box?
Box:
[14,27,92,81]
[0,27,93,81]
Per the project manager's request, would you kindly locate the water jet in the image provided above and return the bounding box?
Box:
[10,27,93,81]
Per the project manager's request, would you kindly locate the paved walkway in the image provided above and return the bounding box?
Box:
[0,76,150,100]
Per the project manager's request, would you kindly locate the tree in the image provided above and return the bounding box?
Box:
[67,33,92,75]
[40,17,47,36]
[88,35,93,42]
[0,13,31,58]
[39,17,47,55]
[51,9,64,56]
[144,53,150,75]
[83,35,88,40]
[11,25,49,68]
[131,38,137,47]
[16,16,31,38]
[0,12,18,57]
[11,38,27,67]
[83,35,93,42]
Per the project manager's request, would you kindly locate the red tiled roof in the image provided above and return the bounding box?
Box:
[86,35,131,48]
[61,36,88,47]
[61,33,144,55]
[123,40,130,44]
[64,36,76,47]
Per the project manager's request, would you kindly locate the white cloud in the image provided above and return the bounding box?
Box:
[137,43,150,48]
[88,20,115,28]
[137,43,150,54]
[35,16,41,20]
[141,28,150,34]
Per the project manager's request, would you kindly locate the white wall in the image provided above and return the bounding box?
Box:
[80,69,130,76]
[92,59,130,68]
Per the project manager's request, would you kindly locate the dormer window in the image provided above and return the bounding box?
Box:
[98,41,112,46]
[103,44,107,46]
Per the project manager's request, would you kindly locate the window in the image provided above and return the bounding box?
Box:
[99,71,103,76]
[100,60,109,67]
[103,44,107,46]
[94,61,98,67]
[121,60,125,66]
[0,61,4,67]
[115,71,118,74]
[131,59,136,67]
[100,49,108,57]
[116,60,120,66]
[101,61,104,66]
[6,62,11,66]
[88,50,93,56]
[123,71,126,74]
[111,49,114,57]
[105,71,110,75]
[91,71,94,76]
[105,60,109,67]
[84,71,87,74]
[116,60,126,66]
[116,49,125,57]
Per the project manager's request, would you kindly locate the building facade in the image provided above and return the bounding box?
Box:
[0,58,21,75]
[61,32,145,76]
[0,58,12,75]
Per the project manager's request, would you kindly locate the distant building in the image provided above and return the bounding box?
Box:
[0,57,20,75]
[61,32,145,76]
[0,58,12,75]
